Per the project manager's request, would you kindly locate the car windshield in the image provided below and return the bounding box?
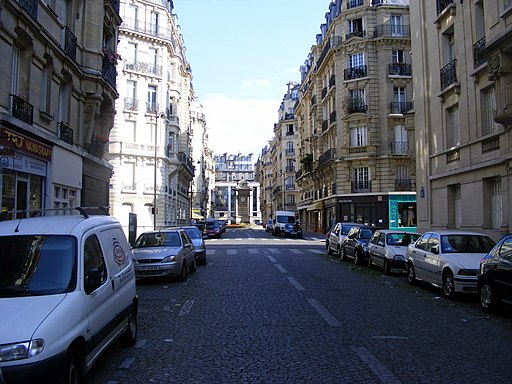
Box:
[341,225,358,235]
[184,228,201,240]
[205,222,218,229]
[276,215,296,224]
[0,235,76,297]
[440,235,495,254]
[360,229,374,239]
[386,233,420,246]
[134,232,181,248]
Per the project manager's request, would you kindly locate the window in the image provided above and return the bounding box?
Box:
[40,61,53,115]
[393,125,408,154]
[350,126,367,146]
[125,121,135,142]
[149,48,158,75]
[58,80,71,124]
[394,87,406,103]
[353,167,369,190]
[447,106,460,147]
[350,53,364,68]
[122,163,136,190]
[448,184,461,229]
[126,42,137,66]
[84,235,107,294]
[482,86,498,135]
[147,85,157,113]
[127,4,139,29]
[149,11,159,36]
[390,15,403,36]
[348,18,364,37]
[392,50,405,63]
[485,177,503,230]
[126,80,137,110]
[286,141,294,154]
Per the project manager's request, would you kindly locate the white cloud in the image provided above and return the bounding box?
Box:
[202,94,278,157]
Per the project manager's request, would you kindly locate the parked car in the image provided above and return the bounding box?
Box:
[406,230,495,298]
[340,226,380,265]
[178,226,207,265]
[217,219,227,233]
[368,230,421,274]
[478,234,512,312]
[265,218,273,233]
[326,222,364,257]
[204,220,222,238]
[281,221,303,238]
[132,229,196,281]
[0,210,138,384]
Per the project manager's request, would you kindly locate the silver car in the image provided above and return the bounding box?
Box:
[180,226,207,265]
[132,229,196,281]
[326,222,363,257]
[368,230,420,274]
[406,230,495,298]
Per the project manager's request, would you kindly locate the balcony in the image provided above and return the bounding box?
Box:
[347,98,368,114]
[329,75,336,88]
[390,141,409,155]
[58,122,73,145]
[64,27,77,61]
[121,18,171,41]
[436,0,453,15]
[146,102,160,114]
[481,135,500,154]
[121,182,137,192]
[124,61,163,77]
[124,98,138,112]
[473,36,487,69]
[18,0,37,19]
[347,0,364,8]
[330,111,337,124]
[322,120,328,132]
[373,24,410,38]
[389,63,412,76]
[102,57,117,88]
[178,152,194,176]
[351,181,371,193]
[346,30,366,40]
[390,102,413,114]
[372,0,410,5]
[395,179,412,191]
[440,59,457,90]
[344,65,367,80]
[285,148,295,156]
[10,94,33,125]
[318,148,336,167]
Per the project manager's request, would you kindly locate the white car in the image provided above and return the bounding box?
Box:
[368,229,421,274]
[326,222,363,257]
[0,210,138,384]
[406,230,495,298]
[132,229,196,281]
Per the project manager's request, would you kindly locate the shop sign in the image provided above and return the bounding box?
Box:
[0,128,52,161]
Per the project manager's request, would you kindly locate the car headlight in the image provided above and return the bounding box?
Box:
[162,255,177,263]
[0,339,44,361]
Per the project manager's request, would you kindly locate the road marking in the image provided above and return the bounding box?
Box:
[275,264,288,273]
[269,248,280,254]
[307,298,341,327]
[353,347,401,384]
[267,256,277,263]
[227,249,237,255]
[118,357,135,369]
[308,249,324,254]
[372,336,408,340]
[178,300,195,316]
[290,249,304,255]
[135,339,147,348]
[248,248,258,254]
[287,276,305,291]
[208,249,216,255]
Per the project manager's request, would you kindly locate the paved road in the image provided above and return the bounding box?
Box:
[86,227,512,383]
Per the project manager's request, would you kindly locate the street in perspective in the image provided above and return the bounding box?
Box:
[85,226,512,384]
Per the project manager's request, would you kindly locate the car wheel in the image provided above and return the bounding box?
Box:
[66,348,84,384]
[383,259,390,275]
[479,281,498,313]
[340,246,346,260]
[407,262,417,285]
[179,262,188,281]
[119,309,138,346]
[442,270,456,298]
[189,257,197,273]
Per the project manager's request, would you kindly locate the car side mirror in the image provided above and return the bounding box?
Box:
[85,268,102,294]
[431,245,439,254]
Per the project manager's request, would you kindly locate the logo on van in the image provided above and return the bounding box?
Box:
[113,238,126,265]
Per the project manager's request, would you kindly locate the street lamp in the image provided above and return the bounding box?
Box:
[153,112,164,230]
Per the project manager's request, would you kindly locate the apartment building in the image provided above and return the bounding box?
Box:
[109,0,197,234]
[410,0,511,240]
[271,81,301,214]
[295,0,416,233]
[0,0,121,218]
[256,143,274,223]
[213,153,261,224]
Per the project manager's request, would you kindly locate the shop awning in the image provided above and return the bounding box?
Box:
[307,201,324,211]
[192,212,204,220]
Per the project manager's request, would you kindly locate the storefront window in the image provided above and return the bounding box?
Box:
[397,202,416,228]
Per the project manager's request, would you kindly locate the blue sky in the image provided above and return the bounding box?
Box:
[174,0,329,157]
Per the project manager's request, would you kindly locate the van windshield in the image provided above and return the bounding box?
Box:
[0,235,76,297]
[276,215,296,224]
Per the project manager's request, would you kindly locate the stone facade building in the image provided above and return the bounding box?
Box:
[0,0,121,218]
[410,0,512,240]
[108,0,198,234]
[294,0,416,233]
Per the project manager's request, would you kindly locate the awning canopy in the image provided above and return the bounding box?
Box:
[307,201,324,211]
[192,212,204,220]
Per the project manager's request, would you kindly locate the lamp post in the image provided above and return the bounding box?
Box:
[153,112,164,230]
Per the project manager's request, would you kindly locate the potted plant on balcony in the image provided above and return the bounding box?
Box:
[300,153,313,172]
[102,47,122,66]
[89,134,109,157]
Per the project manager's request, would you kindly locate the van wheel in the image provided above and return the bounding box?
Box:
[179,262,188,281]
[119,310,138,346]
[66,348,84,384]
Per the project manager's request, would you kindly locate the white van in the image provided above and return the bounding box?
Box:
[0,209,138,384]
[272,210,302,238]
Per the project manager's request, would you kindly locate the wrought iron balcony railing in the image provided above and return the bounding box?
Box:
[344,65,367,80]
[10,94,33,125]
[18,0,37,19]
[124,61,163,76]
[440,59,457,90]
[124,98,138,111]
[58,122,73,145]
[436,0,453,15]
[102,58,117,88]
[347,0,364,9]
[473,36,487,68]
[390,101,413,114]
[390,141,409,155]
[351,181,372,193]
[318,148,336,167]
[395,179,412,191]
[347,99,368,114]
[346,30,366,40]
[64,27,77,61]
[374,24,410,38]
[389,63,412,76]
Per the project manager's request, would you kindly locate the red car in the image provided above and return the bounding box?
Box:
[204,221,222,238]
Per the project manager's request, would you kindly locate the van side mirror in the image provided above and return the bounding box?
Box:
[85,268,102,294]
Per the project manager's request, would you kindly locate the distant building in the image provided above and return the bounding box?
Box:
[213,153,261,224]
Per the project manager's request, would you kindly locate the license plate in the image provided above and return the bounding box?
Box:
[137,265,160,271]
